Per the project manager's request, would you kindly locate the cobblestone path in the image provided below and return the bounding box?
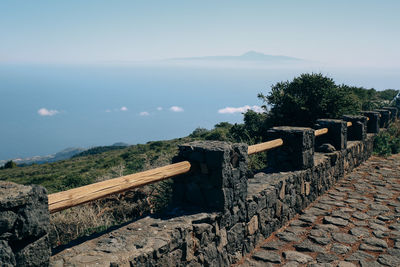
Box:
[237,154,400,267]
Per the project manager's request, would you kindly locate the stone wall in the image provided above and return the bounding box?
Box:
[5,109,398,266]
[0,182,50,267]
[123,134,375,267]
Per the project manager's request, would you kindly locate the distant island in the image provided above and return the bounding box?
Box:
[168,51,304,62]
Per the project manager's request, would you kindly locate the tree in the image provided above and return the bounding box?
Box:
[229,110,271,143]
[4,160,17,169]
[258,73,359,127]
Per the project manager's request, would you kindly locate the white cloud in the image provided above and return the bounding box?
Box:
[157,107,163,111]
[105,109,111,113]
[218,105,263,114]
[170,106,184,112]
[120,106,128,111]
[139,111,150,116]
[38,108,59,116]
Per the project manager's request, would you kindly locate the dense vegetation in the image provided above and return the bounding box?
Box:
[0,73,398,247]
[373,120,400,156]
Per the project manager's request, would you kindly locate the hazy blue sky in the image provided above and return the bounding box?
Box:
[1,0,399,67]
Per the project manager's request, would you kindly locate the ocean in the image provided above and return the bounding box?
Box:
[0,62,398,160]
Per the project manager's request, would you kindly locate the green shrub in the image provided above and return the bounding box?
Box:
[374,132,392,156]
[189,127,209,138]
[204,127,230,141]
[4,160,17,169]
[374,120,400,156]
[148,141,164,151]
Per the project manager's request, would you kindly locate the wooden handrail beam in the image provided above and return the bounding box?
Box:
[48,161,191,213]
[315,128,328,136]
[248,138,283,155]
[347,121,352,127]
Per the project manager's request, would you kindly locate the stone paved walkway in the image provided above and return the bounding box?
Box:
[237,154,400,267]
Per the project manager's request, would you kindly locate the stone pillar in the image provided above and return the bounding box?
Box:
[315,119,347,151]
[382,107,398,122]
[0,182,51,267]
[342,115,367,141]
[362,111,380,133]
[375,109,391,128]
[173,141,248,213]
[266,126,314,171]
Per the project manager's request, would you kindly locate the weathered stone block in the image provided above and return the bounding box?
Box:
[15,234,50,267]
[362,111,380,133]
[382,106,398,121]
[246,201,258,221]
[226,223,244,254]
[246,215,258,235]
[0,181,50,267]
[315,119,347,150]
[267,126,314,171]
[342,115,367,141]
[173,141,248,212]
[0,240,15,266]
[375,109,390,128]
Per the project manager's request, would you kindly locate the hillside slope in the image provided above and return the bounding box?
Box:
[0,137,194,194]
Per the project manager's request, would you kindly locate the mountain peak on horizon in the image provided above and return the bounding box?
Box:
[241,51,264,56]
[239,51,301,61]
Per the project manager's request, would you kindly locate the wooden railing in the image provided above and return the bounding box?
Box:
[315,128,328,137]
[48,161,191,213]
[247,139,283,155]
[48,121,355,213]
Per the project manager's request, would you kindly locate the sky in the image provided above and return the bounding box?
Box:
[0,0,399,68]
[0,1,399,160]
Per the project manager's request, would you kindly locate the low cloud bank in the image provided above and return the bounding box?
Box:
[170,106,184,112]
[38,108,59,116]
[139,111,150,116]
[218,105,263,114]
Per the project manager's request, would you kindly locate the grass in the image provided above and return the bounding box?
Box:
[49,187,152,247]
